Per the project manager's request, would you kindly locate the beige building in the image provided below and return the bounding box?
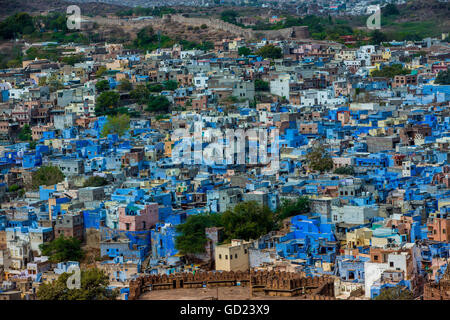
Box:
[215,240,251,272]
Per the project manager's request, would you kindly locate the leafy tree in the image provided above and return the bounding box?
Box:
[61,55,84,66]
[306,145,333,173]
[371,64,411,78]
[148,84,164,93]
[163,80,178,91]
[175,213,223,255]
[370,30,388,45]
[276,197,310,222]
[382,3,400,16]
[83,176,108,187]
[32,165,65,189]
[18,124,32,141]
[146,95,170,113]
[8,184,21,192]
[96,66,107,78]
[130,84,150,104]
[221,201,275,241]
[221,10,239,24]
[0,13,36,40]
[95,80,110,93]
[255,79,269,92]
[334,166,355,175]
[373,286,413,300]
[37,268,119,300]
[39,236,83,263]
[101,114,130,137]
[95,91,121,116]
[436,68,450,85]
[118,79,132,92]
[133,26,174,51]
[256,44,283,59]
[238,46,252,57]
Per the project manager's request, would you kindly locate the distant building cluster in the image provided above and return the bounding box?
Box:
[0,25,449,301]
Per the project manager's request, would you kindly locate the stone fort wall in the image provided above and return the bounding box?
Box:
[128,270,335,300]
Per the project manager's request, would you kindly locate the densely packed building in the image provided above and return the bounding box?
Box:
[0,29,449,300]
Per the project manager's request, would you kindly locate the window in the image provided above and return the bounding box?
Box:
[244,249,247,254]
[219,254,222,259]
[235,254,238,259]
[374,255,379,261]
[230,255,232,260]
[225,255,228,260]
[390,262,394,267]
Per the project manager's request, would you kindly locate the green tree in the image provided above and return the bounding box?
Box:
[118,79,132,92]
[382,3,400,16]
[95,79,110,93]
[276,197,310,222]
[334,166,355,175]
[96,66,107,78]
[221,201,275,241]
[0,13,36,40]
[221,10,238,24]
[435,68,450,85]
[163,80,178,91]
[83,176,108,187]
[39,236,83,263]
[370,30,388,45]
[238,46,252,57]
[371,64,411,78]
[148,83,164,93]
[95,91,121,116]
[130,84,150,104]
[373,286,413,300]
[175,213,223,255]
[255,79,269,91]
[37,268,119,300]
[32,165,65,189]
[146,95,170,113]
[101,114,130,137]
[18,124,32,141]
[61,55,84,66]
[306,145,333,173]
[256,44,283,59]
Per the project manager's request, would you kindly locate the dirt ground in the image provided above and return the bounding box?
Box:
[139,286,308,300]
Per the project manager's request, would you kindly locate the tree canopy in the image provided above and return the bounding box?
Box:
[163,80,178,91]
[276,197,310,222]
[221,201,275,241]
[83,176,109,188]
[436,68,450,85]
[175,213,223,255]
[95,91,121,116]
[95,79,110,93]
[306,144,334,173]
[39,236,84,263]
[256,44,283,59]
[32,165,65,189]
[371,64,411,78]
[238,46,252,57]
[147,95,171,113]
[37,268,119,300]
[18,124,32,141]
[373,286,414,300]
[101,114,130,137]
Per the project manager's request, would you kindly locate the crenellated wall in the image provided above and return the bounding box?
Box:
[128,270,334,299]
